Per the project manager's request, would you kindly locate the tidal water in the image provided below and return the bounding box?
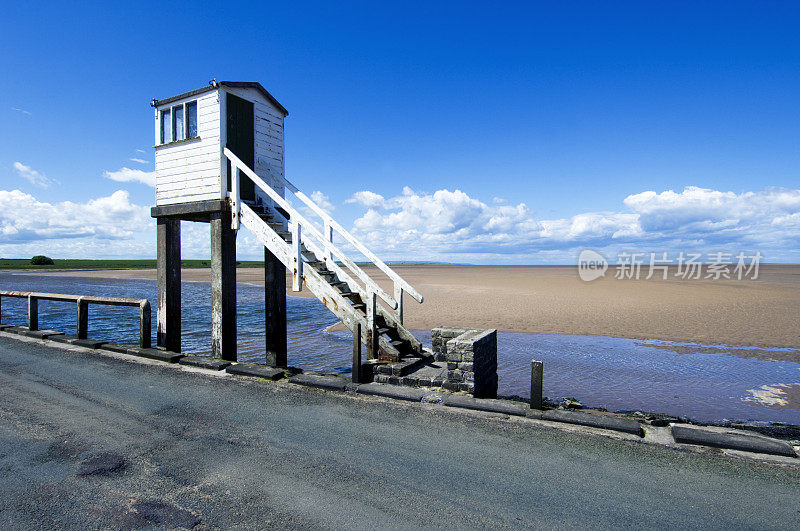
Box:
[2,272,799,425]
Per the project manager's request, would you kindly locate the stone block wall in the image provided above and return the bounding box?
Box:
[432,327,498,398]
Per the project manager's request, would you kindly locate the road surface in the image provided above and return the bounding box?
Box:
[0,335,798,529]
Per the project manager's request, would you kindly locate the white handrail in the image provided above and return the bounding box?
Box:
[224,148,399,308]
[277,171,423,304]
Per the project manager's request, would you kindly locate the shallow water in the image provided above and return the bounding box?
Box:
[2,273,799,425]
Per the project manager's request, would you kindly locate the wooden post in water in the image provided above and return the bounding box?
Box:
[530,360,543,410]
[156,217,181,352]
[76,298,88,339]
[264,246,287,367]
[210,211,237,361]
[28,295,38,331]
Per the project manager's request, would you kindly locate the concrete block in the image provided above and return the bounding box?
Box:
[72,338,107,349]
[130,347,183,363]
[442,394,528,416]
[22,329,64,339]
[226,363,284,380]
[0,324,12,330]
[101,343,141,354]
[3,326,28,335]
[672,424,796,457]
[542,410,644,437]
[178,356,231,370]
[356,383,427,402]
[290,373,348,391]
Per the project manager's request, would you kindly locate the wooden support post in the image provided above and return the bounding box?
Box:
[324,221,333,264]
[264,246,287,367]
[139,301,151,349]
[394,283,403,325]
[291,221,302,291]
[365,290,378,360]
[530,360,543,410]
[211,212,237,361]
[352,322,362,383]
[28,295,38,331]
[156,217,181,352]
[76,298,88,339]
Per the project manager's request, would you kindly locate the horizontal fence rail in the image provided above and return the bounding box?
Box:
[0,291,151,348]
[224,147,423,326]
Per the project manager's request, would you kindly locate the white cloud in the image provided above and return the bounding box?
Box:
[310,190,335,213]
[346,190,386,208]
[129,158,149,164]
[135,148,146,153]
[11,107,31,115]
[103,167,156,187]
[346,185,800,263]
[13,162,56,188]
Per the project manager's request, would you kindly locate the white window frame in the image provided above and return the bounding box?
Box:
[158,100,199,146]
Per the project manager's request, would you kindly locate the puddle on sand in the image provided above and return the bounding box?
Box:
[2,273,799,425]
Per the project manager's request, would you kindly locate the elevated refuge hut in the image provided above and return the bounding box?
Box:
[149,80,424,373]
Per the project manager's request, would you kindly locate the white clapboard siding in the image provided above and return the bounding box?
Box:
[155,90,222,206]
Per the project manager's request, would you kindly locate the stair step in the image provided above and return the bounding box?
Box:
[317,270,335,278]
[351,303,366,311]
[340,292,361,299]
[390,339,407,348]
[307,260,325,268]
[331,281,348,289]
[377,327,392,334]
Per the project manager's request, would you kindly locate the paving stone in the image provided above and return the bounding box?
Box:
[226,363,284,380]
[356,383,427,402]
[178,356,231,370]
[22,329,64,339]
[672,424,796,457]
[442,394,528,416]
[542,409,644,437]
[129,347,183,363]
[289,373,349,391]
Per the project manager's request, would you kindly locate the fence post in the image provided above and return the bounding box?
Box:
[352,322,362,383]
[393,283,403,325]
[324,221,333,265]
[139,300,151,348]
[365,289,378,359]
[231,165,241,230]
[28,295,38,331]
[530,360,543,410]
[292,221,303,292]
[76,298,88,339]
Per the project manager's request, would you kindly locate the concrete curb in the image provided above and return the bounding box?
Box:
[289,374,350,391]
[129,347,183,363]
[22,330,64,340]
[541,409,645,437]
[47,335,107,349]
[442,394,528,416]
[226,363,284,381]
[672,424,797,457]
[356,383,428,402]
[101,343,140,355]
[3,326,28,335]
[179,356,231,371]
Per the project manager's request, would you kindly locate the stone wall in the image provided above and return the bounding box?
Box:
[432,327,498,398]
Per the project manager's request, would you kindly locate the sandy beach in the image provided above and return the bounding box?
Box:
[27,264,800,349]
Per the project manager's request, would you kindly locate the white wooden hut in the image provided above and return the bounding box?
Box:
[151,80,288,207]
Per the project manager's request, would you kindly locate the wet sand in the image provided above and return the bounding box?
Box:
[26,264,800,348]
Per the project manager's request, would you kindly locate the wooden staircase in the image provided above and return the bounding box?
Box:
[224,148,423,362]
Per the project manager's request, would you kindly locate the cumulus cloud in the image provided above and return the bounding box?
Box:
[310,190,335,213]
[103,167,156,187]
[13,162,56,188]
[347,185,800,262]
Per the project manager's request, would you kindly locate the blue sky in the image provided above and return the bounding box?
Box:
[1,1,799,263]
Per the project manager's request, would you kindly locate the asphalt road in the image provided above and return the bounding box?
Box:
[0,335,798,529]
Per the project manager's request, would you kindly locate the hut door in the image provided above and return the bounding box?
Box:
[226,93,255,201]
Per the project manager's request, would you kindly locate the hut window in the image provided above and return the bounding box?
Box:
[160,108,171,144]
[173,105,185,141]
[186,101,198,137]
[159,101,199,145]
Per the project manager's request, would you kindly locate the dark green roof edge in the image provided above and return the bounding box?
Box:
[151,81,288,116]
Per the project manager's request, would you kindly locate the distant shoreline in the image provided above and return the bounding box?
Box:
[8,264,800,349]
